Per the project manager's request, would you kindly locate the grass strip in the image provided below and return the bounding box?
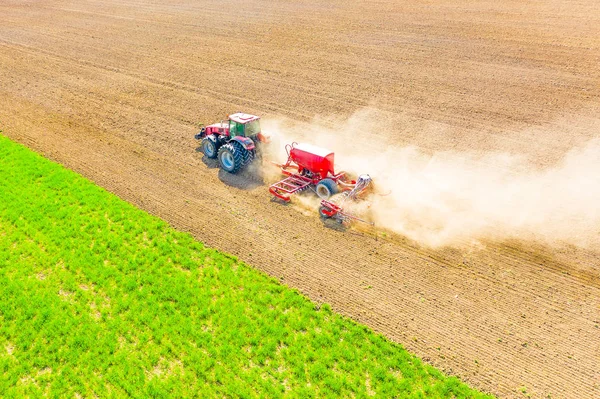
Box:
[0,134,492,398]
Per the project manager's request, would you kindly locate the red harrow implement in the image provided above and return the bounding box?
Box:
[270,142,374,224]
[318,174,374,225]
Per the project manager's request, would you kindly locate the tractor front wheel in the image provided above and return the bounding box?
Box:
[218,142,244,173]
[315,178,339,199]
[201,137,218,159]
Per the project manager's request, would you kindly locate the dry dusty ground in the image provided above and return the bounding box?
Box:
[1,1,599,397]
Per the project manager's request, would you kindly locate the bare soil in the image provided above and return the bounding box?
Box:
[1,1,599,397]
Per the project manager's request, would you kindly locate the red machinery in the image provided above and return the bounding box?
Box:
[194,113,269,174]
[318,174,374,225]
[269,142,355,201]
[270,143,374,224]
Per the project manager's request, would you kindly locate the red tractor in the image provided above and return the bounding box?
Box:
[195,113,269,173]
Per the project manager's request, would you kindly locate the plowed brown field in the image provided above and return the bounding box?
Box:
[1,1,599,398]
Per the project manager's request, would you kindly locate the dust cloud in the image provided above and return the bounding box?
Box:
[262,109,600,249]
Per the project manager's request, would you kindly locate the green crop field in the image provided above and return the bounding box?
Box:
[0,134,491,398]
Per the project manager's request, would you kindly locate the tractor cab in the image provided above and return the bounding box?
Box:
[228,113,262,138]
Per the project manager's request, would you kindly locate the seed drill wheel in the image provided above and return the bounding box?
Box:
[218,142,247,173]
[319,204,332,218]
[315,178,339,199]
[319,193,348,220]
[201,137,218,159]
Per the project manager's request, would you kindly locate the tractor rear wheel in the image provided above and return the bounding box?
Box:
[242,148,254,166]
[315,178,339,199]
[201,137,218,159]
[218,142,244,173]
